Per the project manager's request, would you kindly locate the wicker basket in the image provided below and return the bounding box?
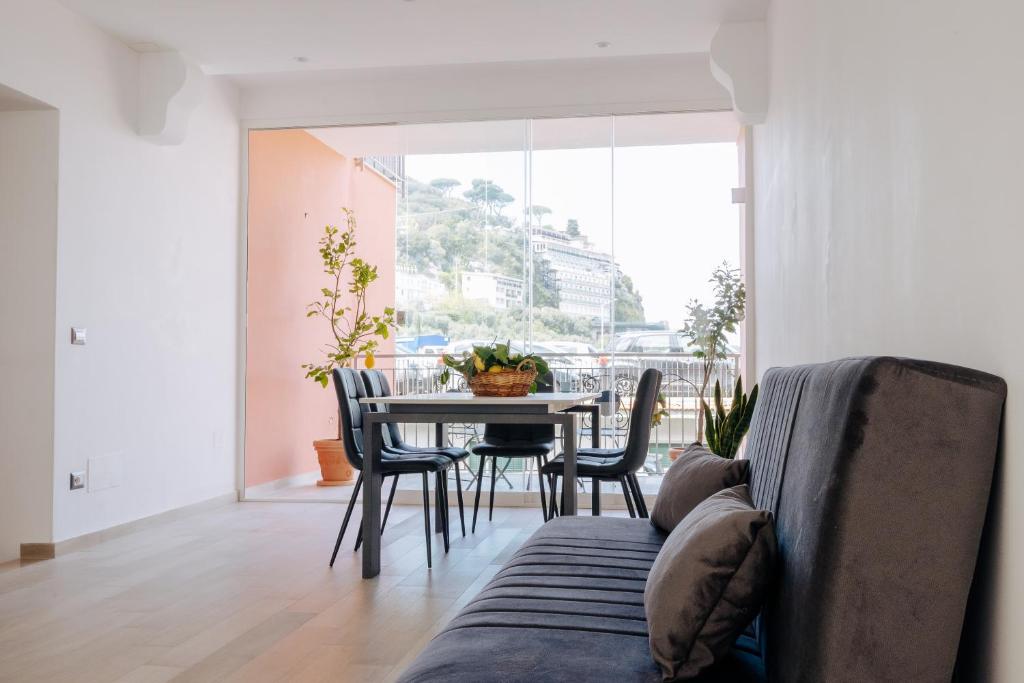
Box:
[467,358,538,397]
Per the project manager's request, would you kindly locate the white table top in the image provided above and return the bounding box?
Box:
[360,391,600,413]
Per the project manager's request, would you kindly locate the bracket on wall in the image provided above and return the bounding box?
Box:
[709,21,769,125]
[137,51,203,145]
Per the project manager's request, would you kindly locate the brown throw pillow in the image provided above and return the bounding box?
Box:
[650,443,750,532]
[644,485,777,681]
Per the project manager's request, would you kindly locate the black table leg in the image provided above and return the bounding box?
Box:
[361,421,383,578]
[562,413,578,515]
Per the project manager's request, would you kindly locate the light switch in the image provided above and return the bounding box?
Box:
[71,327,87,345]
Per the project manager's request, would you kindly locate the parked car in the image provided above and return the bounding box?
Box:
[533,341,606,392]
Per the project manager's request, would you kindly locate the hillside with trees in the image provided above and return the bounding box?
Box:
[396,176,645,345]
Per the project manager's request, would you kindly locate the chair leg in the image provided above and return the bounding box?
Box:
[472,456,486,533]
[488,456,498,522]
[592,478,601,516]
[454,464,466,537]
[628,474,649,518]
[329,473,362,567]
[537,456,548,522]
[436,472,450,553]
[421,472,432,568]
[442,473,451,551]
[620,476,636,518]
[632,474,650,518]
[548,474,560,518]
[381,474,399,534]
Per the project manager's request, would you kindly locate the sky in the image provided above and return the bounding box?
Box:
[403,141,740,331]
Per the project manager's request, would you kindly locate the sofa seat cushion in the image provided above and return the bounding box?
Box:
[397,517,765,683]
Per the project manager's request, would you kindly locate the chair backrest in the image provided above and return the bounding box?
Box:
[331,367,367,470]
[619,368,662,471]
[360,369,404,448]
[483,371,557,445]
[742,357,1004,682]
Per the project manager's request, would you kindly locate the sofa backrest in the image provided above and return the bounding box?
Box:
[744,357,1005,682]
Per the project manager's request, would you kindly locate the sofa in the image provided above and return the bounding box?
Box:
[397,357,1006,682]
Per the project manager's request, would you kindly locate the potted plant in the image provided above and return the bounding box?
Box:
[302,208,396,486]
[702,377,759,459]
[440,342,549,397]
[679,261,746,442]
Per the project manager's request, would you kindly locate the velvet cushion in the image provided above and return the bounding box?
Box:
[650,443,749,533]
[645,485,777,681]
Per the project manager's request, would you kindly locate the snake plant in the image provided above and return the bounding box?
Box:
[702,377,759,459]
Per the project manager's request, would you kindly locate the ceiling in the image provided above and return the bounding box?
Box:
[308,112,740,157]
[58,0,768,76]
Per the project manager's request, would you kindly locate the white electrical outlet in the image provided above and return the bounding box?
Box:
[70,471,85,490]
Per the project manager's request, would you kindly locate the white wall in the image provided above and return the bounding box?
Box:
[239,53,731,126]
[0,108,59,561]
[0,0,240,544]
[753,0,1024,679]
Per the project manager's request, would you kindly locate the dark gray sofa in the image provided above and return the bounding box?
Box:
[397,357,1006,682]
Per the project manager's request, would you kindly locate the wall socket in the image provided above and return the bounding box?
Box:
[70,471,85,490]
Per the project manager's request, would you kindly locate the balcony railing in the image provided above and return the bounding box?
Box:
[363,155,405,195]
[364,352,741,477]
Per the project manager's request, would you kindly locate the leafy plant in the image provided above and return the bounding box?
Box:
[302,208,397,387]
[702,377,759,459]
[651,392,670,427]
[680,262,745,439]
[440,341,550,392]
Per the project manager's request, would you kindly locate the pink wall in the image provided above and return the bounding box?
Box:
[246,129,396,488]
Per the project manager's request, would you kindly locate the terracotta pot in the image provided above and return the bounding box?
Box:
[313,439,355,486]
[668,446,687,462]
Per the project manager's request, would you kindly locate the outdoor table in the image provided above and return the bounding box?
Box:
[357,391,601,578]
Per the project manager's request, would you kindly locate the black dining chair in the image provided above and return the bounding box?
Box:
[470,372,557,530]
[543,368,662,519]
[329,368,453,569]
[361,368,469,536]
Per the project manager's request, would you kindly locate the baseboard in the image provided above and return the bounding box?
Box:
[19,543,56,561]
[243,471,320,498]
[21,491,240,561]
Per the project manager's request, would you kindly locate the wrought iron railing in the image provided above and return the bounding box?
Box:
[364,352,740,476]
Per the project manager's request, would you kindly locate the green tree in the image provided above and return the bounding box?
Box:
[680,262,745,440]
[565,218,580,237]
[429,177,460,197]
[530,205,553,226]
[463,179,514,222]
[615,273,645,322]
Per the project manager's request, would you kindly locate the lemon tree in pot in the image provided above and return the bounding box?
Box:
[302,208,396,486]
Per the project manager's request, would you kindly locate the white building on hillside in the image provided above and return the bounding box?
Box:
[396,266,447,308]
[461,271,524,309]
[532,227,614,318]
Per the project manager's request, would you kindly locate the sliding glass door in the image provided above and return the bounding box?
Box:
[243,112,742,501]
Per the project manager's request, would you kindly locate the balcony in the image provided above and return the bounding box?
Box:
[252,352,740,504]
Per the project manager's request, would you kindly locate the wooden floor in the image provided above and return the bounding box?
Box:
[0,500,577,683]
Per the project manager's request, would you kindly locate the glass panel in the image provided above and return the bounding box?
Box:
[612,112,742,491]
[394,120,529,356]
[243,112,742,502]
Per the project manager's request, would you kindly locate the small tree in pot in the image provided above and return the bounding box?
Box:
[680,262,745,443]
[303,208,396,485]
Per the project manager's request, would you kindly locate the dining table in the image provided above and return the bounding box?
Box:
[357,391,602,578]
